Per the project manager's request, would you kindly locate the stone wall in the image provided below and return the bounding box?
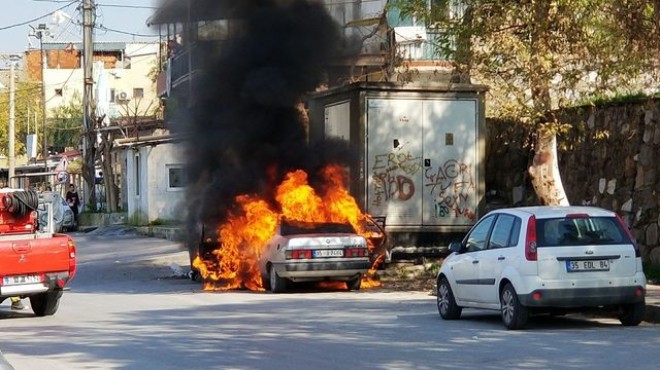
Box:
[486,97,660,264]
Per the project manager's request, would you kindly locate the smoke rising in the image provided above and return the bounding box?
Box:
[159,1,354,234]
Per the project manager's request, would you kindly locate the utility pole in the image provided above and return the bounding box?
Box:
[8,55,21,188]
[40,32,48,175]
[82,0,96,210]
[30,24,51,178]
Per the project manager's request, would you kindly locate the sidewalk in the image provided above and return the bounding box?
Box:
[645,284,660,323]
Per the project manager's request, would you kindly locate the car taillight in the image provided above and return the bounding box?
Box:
[68,238,77,279]
[615,213,640,258]
[288,250,312,259]
[345,247,367,257]
[525,215,537,261]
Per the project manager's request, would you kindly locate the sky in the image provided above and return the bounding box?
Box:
[0,0,160,54]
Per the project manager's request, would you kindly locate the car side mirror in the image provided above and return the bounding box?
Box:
[448,242,462,254]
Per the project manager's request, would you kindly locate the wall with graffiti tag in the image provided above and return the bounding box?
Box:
[424,159,476,221]
[370,151,422,207]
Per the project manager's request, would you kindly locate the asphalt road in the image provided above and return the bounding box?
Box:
[1,230,659,370]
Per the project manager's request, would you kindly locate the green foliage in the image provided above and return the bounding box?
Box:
[570,91,655,108]
[149,218,175,226]
[49,91,84,152]
[389,0,660,125]
[0,80,43,156]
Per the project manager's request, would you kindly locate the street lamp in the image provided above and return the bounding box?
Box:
[29,23,50,176]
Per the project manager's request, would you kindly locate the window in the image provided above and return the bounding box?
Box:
[133,88,144,98]
[465,215,495,252]
[110,88,116,102]
[488,214,516,249]
[54,88,63,96]
[167,165,186,190]
[537,217,629,247]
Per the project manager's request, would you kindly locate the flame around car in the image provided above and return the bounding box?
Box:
[193,164,382,291]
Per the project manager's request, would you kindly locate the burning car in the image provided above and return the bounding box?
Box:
[260,218,371,293]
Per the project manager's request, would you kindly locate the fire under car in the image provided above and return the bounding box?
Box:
[259,219,371,293]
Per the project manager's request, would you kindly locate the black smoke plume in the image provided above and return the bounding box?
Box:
[157,1,355,243]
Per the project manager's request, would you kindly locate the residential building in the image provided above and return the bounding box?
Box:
[21,40,183,221]
[25,41,161,122]
[149,0,458,103]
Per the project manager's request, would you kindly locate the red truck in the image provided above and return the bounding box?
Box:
[0,189,77,316]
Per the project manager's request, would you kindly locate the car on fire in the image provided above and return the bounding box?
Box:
[436,206,647,330]
[260,218,371,293]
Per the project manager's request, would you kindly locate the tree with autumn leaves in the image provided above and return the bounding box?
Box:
[0,81,41,159]
[390,0,660,205]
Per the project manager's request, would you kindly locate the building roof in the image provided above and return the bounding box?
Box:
[38,41,157,52]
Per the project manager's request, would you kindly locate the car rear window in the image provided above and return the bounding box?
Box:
[280,220,356,236]
[536,216,632,247]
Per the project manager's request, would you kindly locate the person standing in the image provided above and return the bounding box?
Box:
[65,184,80,226]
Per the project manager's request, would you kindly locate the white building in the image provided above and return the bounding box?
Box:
[40,41,160,120]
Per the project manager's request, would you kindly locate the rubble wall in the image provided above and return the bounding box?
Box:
[486,97,660,264]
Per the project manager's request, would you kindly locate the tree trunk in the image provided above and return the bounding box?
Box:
[101,139,119,212]
[82,130,97,211]
[528,130,569,206]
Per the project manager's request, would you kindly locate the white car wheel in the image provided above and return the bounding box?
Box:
[500,283,528,330]
[437,277,461,320]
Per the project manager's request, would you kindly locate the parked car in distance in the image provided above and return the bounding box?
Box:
[260,218,371,293]
[38,191,76,233]
[436,206,647,330]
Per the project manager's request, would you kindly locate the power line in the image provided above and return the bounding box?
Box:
[97,3,157,9]
[0,1,79,31]
[95,25,158,38]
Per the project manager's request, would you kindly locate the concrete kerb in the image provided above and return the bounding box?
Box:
[644,284,660,324]
[135,225,185,242]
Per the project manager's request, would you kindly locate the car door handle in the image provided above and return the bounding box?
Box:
[498,256,506,261]
[472,260,479,264]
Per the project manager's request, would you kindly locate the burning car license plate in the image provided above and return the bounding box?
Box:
[3,274,42,286]
[566,260,610,272]
[313,249,344,258]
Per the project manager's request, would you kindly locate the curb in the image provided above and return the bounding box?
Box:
[645,304,660,324]
[135,226,185,242]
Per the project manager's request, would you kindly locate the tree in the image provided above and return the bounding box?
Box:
[390,0,660,205]
[0,81,43,158]
[49,91,84,152]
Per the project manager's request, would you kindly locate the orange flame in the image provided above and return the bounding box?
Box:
[196,164,382,291]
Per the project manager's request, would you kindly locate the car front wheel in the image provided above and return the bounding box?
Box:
[437,277,462,320]
[269,266,287,293]
[500,283,528,330]
[619,302,645,326]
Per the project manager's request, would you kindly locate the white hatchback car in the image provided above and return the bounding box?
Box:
[437,206,647,329]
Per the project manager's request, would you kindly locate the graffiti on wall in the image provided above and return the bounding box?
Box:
[370,153,476,221]
[370,151,422,207]
[425,159,476,221]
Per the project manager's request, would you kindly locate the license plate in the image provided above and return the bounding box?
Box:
[566,260,610,272]
[313,249,344,258]
[3,274,42,286]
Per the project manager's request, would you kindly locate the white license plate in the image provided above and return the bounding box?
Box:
[3,274,42,286]
[566,260,610,272]
[313,249,344,258]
